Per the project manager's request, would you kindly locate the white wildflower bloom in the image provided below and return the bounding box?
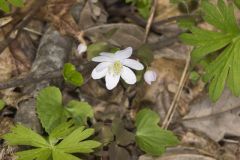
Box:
[144,70,157,85]
[77,43,87,55]
[91,47,144,90]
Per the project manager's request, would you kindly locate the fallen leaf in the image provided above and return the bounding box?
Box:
[183,89,240,141]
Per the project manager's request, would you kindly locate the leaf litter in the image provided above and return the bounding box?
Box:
[0,0,240,160]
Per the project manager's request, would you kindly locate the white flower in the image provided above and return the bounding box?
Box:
[77,43,87,55]
[144,70,157,85]
[91,47,144,90]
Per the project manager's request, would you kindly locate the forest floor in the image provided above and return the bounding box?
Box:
[0,0,240,160]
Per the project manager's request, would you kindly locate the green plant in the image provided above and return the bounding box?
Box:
[135,109,179,156]
[0,99,5,111]
[180,0,240,101]
[3,121,101,160]
[63,63,84,87]
[36,86,93,134]
[0,0,24,13]
[124,0,152,18]
[234,0,240,9]
[2,86,100,160]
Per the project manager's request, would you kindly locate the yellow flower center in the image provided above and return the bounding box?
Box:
[109,61,123,75]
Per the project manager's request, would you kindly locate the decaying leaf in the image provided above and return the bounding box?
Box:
[84,23,145,49]
[183,89,240,141]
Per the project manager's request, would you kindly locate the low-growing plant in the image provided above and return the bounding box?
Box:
[135,109,179,156]
[3,122,101,160]
[124,0,152,18]
[2,86,180,159]
[0,0,24,13]
[0,99,5,111]
[180,0,240,101]
[2,86,100,160]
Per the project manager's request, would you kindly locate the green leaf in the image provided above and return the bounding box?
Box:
[63,63,84,87]
[180,27,235,63]
[87,42,110,60]
[66,100,93,126]
[201,0,239,34]
[49,120,75,145]
[207,44,234,101]
[2,124,49,148]
[36,86,66,134]
[189,71,200,83]
[3,123,101,160]
[135,109,179,156]
[180,0,240,101]
[0,99,5,111]
[7,0,23,7]
[56,126,101,153]
[177,18,195,30]
[0,0,10,13]
[227,38,240,96]
[16,148,51,160]
[124,0,152,18]
[234,0,240,9]
[136,0,152,18]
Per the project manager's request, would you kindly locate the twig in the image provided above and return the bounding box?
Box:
[107,5,162,35]
[150,31,183,50]
[23,27,42,36]
[0,61,94,90]
[162,49,191,129]
[0,71,61,90]
[144,0,157,43]
[153,14,199,26]
[0,0,47,54]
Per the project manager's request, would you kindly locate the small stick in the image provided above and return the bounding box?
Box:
[153,14,199,26]
[0,71,61,90]
[23,27,42,36]
[162,49,191,129]
[144,0,157,43]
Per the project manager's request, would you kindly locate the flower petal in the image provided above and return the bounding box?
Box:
[92,56,114,62]
[100,52,115,58]
[105,72,120,90]
[95,62,111,72]
[144,70,157,85]
[122,59,144,70]
[115,47,132,60]
[91,68,108,79]
[121,66,137,84]
[77,43,87,55]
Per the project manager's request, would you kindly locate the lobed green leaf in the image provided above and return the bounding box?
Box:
[63,63,84,87]
[0,0,10,12]
[201,0,239,34]
[180,0,240,101]
[2,124,49,148]
[135,109,179,156]
[66,100,93,126]
[16,148,51,160]
[0,99,5,111]
[56,127,101,153]
[7,0,23,7]
[36,86,66,134]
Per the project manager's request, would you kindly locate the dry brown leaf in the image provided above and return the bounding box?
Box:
[183,89,240,142]
[155,0,180,21]
[85,23,145,49]
[139,57,190,118]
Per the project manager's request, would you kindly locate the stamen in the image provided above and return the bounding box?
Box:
[109,61,123,75]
